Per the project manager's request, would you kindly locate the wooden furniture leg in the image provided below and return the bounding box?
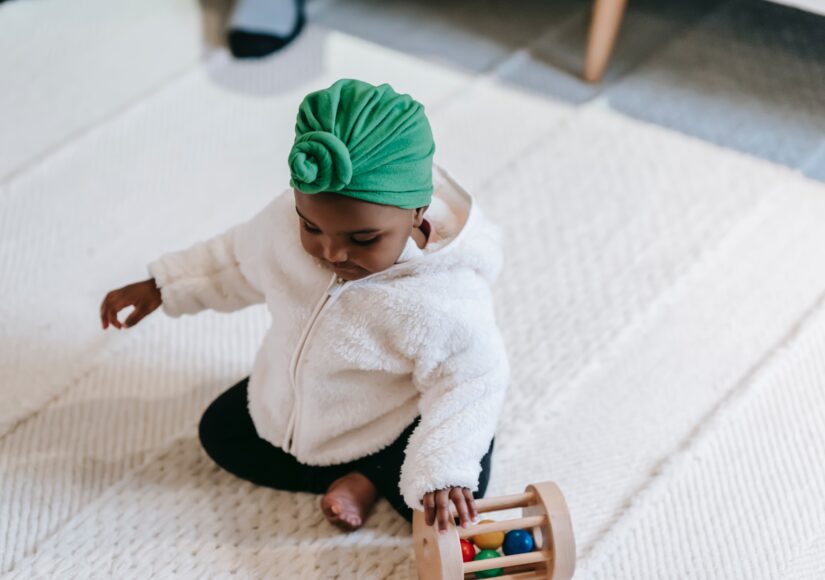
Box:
[583,0,628,83]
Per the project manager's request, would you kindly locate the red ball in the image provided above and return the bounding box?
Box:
[460,539,477,562]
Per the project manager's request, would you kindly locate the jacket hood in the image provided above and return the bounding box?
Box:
[384,164,503,285]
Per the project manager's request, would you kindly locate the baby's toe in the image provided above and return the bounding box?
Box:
[320,496,341,519]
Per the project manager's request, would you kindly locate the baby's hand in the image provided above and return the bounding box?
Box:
[100,278,162,329]
[423,486,477,533]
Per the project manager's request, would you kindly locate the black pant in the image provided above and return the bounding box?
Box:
[198,377,495,522]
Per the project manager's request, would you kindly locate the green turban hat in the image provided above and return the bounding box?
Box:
[288,78,435,209]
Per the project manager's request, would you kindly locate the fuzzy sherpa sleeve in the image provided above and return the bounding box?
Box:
[399,296,510,511]
[147,200,280,317]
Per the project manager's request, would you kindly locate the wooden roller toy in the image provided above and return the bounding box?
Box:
[412,482,575,580]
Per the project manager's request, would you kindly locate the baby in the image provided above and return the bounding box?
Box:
[100,78,510,532]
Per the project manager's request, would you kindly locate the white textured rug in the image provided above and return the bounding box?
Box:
[3,1,825,578]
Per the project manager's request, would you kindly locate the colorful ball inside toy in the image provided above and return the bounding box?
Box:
[460,539,477,563]
[472,519,505,550]
[473,549,503,578]
[502,529,535,555]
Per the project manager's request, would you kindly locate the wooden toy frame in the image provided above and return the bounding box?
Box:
[412,482,575,580]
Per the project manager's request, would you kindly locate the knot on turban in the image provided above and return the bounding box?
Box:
[288,131,353,193]
[288,78,435,209]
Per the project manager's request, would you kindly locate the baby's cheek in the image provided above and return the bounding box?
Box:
[365,242,406,272]
[298,233,314,254]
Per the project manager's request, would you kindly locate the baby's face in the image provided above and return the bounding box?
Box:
[293,189,425,281]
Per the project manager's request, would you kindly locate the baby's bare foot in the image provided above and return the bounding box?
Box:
[320,471,378,531]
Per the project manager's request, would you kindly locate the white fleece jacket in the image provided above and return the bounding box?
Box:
[148,166,510,510]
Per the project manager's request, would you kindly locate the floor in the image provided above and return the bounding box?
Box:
[2,0,825,578]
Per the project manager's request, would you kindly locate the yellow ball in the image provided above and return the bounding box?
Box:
[472,519,505,550]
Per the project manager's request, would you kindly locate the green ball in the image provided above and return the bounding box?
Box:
[473,549,503,578]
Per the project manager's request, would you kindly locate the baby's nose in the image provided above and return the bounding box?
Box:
[321,238,348,263]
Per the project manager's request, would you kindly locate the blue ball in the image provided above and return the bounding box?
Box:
[502,529,534,555]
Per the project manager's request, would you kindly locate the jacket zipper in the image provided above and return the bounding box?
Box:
[283,273,347,454]
[281,252,412,454]
[280,226,459,454]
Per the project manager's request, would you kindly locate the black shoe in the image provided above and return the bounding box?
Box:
[227,0,306,59]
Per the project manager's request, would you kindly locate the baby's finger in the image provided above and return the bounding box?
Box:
[463,488,477,521]
[100,295,117,328]
[102,300,117,330]
[107,298,123,329]
[436,490,451,532]
[423,493,436,526]
[450,488,471,528]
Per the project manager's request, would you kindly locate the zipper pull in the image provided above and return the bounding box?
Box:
[328,277,346,299]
